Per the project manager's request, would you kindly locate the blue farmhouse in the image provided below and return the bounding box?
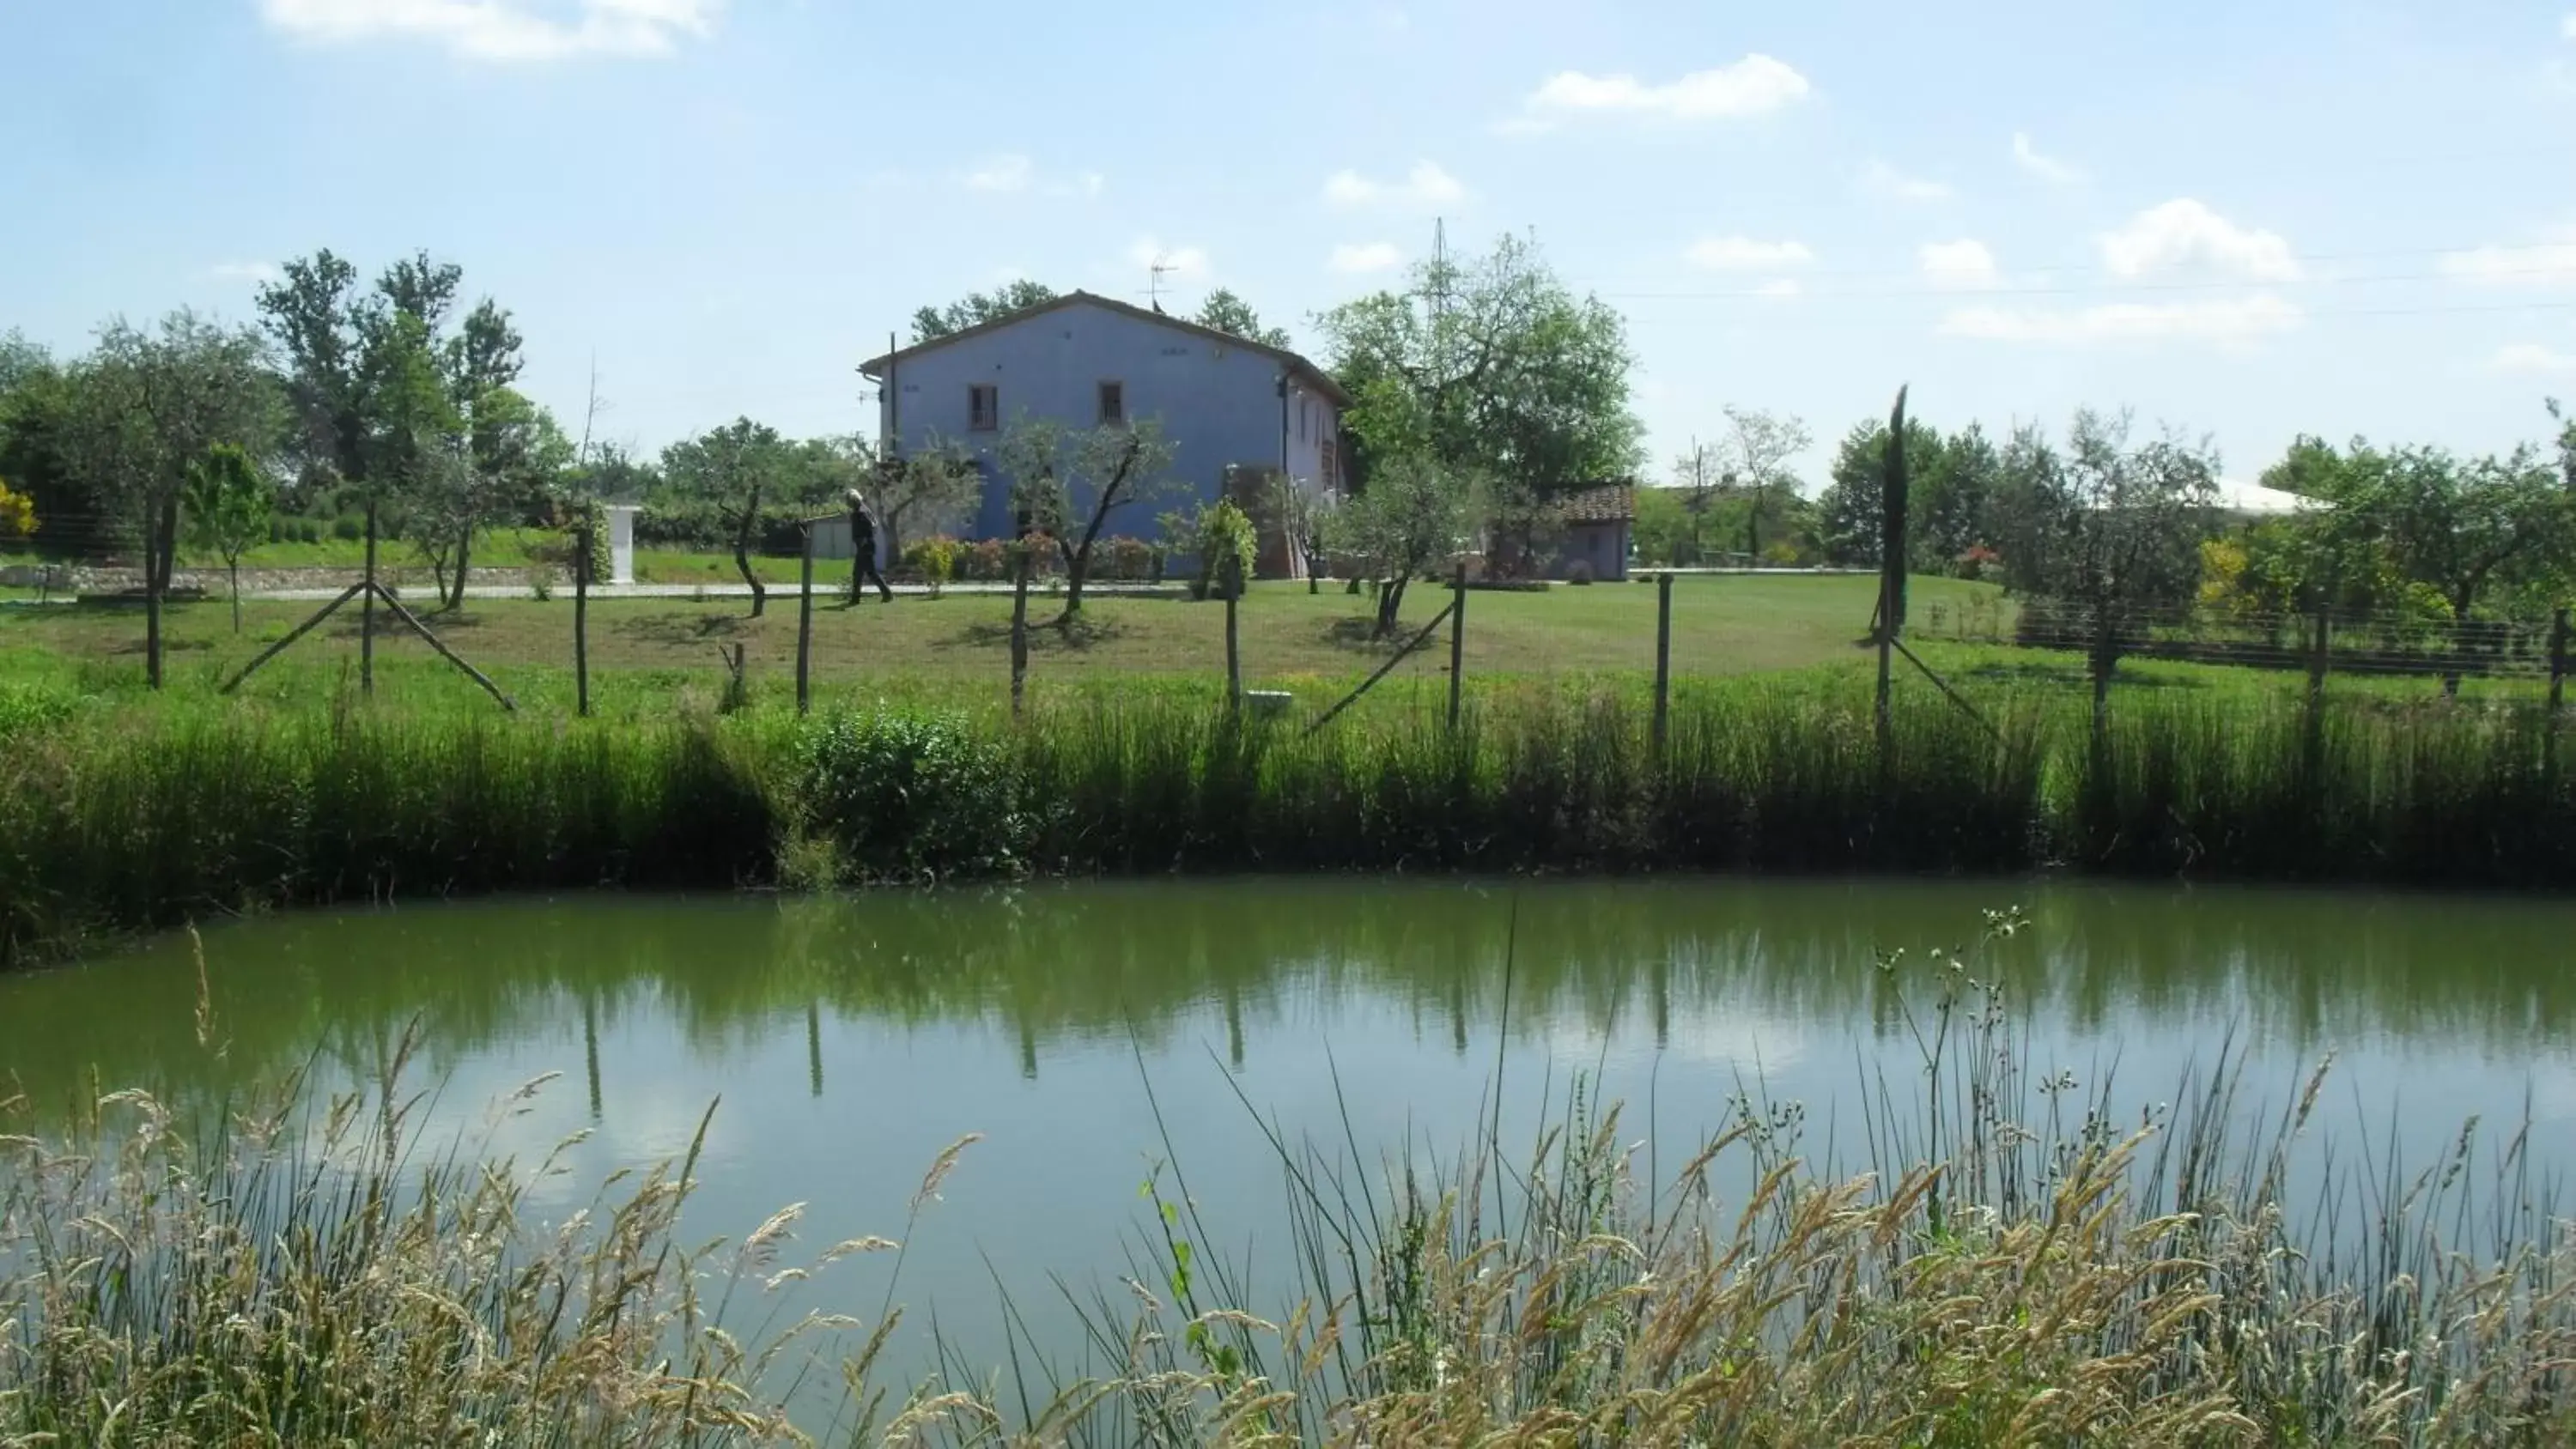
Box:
[858,291,1348,574]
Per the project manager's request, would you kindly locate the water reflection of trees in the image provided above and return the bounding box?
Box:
[6,880,2573,1119]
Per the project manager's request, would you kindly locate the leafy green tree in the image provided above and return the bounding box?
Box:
[185,443,275,633]
[1991,410,2218,686]
[864,434,981,566]
[1324,454,1470,637]
[69,312,279,687]
[0,334,82,536]
[909,280,1060,343]
[661,418,791,616]
[1711,406,1811,561]
[996,415,1180,620]
[1319,233,1640,573]
[1193,288,1291,349]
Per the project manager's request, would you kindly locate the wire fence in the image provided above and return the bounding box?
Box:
[1915,594,2570,688]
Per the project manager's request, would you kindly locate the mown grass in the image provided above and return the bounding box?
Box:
[3,670,2571,971]
[6,919,2570,1445]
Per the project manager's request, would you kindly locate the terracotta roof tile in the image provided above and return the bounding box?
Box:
[1556,483,1636,523]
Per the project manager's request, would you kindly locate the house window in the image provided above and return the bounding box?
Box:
[1320,439,1337,492]
[1097,380,1125,426]
[968,384,999,432]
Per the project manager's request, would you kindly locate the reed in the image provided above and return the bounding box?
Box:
[4,681,2571,971]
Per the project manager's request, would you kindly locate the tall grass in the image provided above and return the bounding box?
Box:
[7,920,2571,1445]
[4,681,2572,968]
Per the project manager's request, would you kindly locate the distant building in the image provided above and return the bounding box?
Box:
[856,292,1348,575]
[1540,483,1636,582]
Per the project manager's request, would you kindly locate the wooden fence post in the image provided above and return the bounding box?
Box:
[1653,571,1674,755]
[2551,607,2568,719]
[575,500,592,718]
[1010,547,1031,718]
[361,497,377,696]
[795,523,815,715]
[1448,562,1467,730]
[2306,609,2330,709]
[1224,568,1242,708]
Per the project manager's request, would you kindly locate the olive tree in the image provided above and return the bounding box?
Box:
[996,415,1179,621]
[661,417,791,617]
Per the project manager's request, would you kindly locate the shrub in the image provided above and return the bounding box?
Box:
[1565,560,1595,585]
[797,710,1033,882]
[962,538,1011,581]
[902,535,962,594]
[331,513,365,542]
[1099,535,1155,581]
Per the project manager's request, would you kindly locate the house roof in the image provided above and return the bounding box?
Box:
[1557,482,1637,524]
[858,290,1352,407]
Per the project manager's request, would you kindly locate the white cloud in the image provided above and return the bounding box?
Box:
[1753,278,1802,299]
[1322,161,1467,209]
[1127,238,1210,280]
[209,261,283,285]
[957,155,1104,199]
[962,154,1034,192]
[1941,293,2302,345]
[1920,239,1999,290]
[2098,199,2302,281]
[258,0,720,61]
[1685,236,1815,271]
[2011,131,2087,186]
[1515,55,1810,129]
[1329,242,1405,274]
[2439,230,2576,287]
[2564,10,2575,38]
[1856,160,1952,203]
[2493,343,2576,374]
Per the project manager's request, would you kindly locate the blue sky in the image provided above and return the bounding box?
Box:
[5,0,2575,486]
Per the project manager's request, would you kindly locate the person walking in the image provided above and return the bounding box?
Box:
[845,488,893,603]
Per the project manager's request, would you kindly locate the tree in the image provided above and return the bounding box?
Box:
[0,335,83,537]
[1325,455,1470,637]
[1194,288,1291,349]
[996,415,1179,621]
[1816,415,2001,573]
[1992,410,2219,694]
[1668,439,1726,563]
[185,442,274,634]
[661,418,789,616]
[866,435,980,564]
[70,312,278,688]
[910,280,1060,343]
[1319,233,1640,573]
[259,251,377,502]
[1713,406,1812,561]
[1272,473,1331,591]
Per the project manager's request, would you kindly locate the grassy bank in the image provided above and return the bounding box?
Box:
[6,937,2570,1445]
[3,676,2572,970]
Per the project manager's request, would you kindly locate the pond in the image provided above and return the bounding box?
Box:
[6,878,2576,1410]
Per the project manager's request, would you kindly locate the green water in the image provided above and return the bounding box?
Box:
[6,878,2575,1393]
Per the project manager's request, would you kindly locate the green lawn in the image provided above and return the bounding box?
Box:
[0,569,2537,722]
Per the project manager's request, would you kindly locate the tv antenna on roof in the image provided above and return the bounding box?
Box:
[1148,255,1179,312]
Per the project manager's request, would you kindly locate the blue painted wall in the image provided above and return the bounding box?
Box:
[875,299,1340,543]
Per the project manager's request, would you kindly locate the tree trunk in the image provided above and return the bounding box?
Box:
[735,488,766,618]
[451,526,473,611]
[144,504,165,690]
[229,559,242,635]
[143,494,179,690]
[1375,574,1409,638]
[1058,547,1090,624]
